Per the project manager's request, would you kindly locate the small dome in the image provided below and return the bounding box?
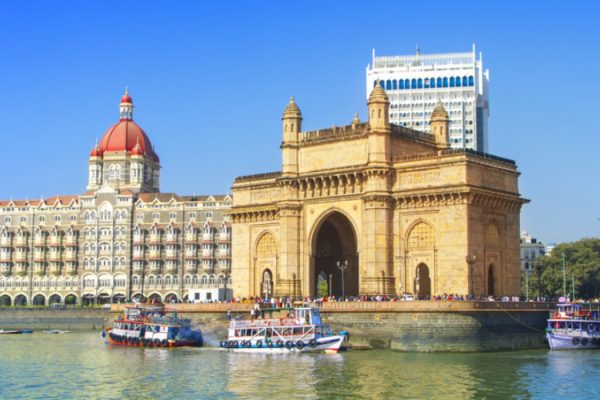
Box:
[120,88,133,104]
[282,96,302,118]
[431,102,449,120]
[368,80,389,104]
[131,141,144,156]
[89,145,103,158]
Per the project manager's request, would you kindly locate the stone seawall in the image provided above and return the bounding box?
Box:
[0,308,111,330]
[0,301,553,351]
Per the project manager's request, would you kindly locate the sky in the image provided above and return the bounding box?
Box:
[0,0,598,244]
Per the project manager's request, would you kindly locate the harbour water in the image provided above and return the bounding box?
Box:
[1,332,599,399]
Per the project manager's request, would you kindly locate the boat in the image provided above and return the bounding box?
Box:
[0,329,24,334]
[45,330,71,334]
[102,302,203,348]
[219,305,349,353]
[546,302,600,350]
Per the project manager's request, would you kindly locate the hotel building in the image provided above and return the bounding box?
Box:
[366,45,489,152]
[0,91,232,306]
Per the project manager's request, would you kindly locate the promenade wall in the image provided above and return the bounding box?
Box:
[0,301,553,352]
[0,308,110,330]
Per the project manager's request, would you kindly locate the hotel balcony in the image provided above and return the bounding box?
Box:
[34,241,46,248]
[166,235,178,243]
[0,253,12,262]
[148,236,161,244]
[49,265,62,276]
[66,265,78,275]
[0,240,11,247]
[0,264,11,275]
[14,253,27,261]
[217,234,231,243]
[184,236,197,244]
[34,265,46,276]
[132,263,144,273]
[133,235,145,244]
[184,252,197,258]
[33,254,46,262]
[133,252,145,260]
[63,252,77,261]
[165,265,178,274]
[201,252,213,259]
[15,265,28,276]
[64,237,78,246]
[185,264,198,273]
[202,265,214,273]
[149,264,162,273]
[15,239,28,247]
[49,241,62,248]
[201,234,213,243]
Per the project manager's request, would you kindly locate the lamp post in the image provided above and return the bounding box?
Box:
[465,255,477,298]
[336,260,348,299]
[328,274,332,297]
[562,253,567,299]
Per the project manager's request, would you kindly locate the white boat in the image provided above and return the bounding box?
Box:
[546,303,600,350]
[219,305,349,354]
[45,330,71,334]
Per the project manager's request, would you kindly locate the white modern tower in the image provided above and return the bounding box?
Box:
[366,45,489,152]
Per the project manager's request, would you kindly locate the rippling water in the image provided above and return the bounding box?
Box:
[1,332,599,399]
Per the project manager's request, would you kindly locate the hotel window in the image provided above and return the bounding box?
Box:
[54,215,61,223]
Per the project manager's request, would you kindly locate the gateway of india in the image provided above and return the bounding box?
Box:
[230,83,527,299]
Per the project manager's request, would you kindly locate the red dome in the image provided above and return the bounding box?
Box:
[121,93,133,104]
[98,119,159,162]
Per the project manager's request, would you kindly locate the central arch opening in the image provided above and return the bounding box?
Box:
[312,212,358,298]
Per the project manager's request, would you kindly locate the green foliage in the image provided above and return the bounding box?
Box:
[317,277,329,297]
[524,238,600,299]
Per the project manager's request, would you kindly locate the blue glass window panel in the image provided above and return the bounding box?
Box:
[443,77,448,87]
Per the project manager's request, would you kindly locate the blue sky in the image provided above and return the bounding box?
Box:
[0,1,598,244]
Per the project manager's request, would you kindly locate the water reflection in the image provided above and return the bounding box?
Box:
[1,333,600,399]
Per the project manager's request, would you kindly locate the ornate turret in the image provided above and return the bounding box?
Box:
[281,97,302,177]
[367,81,390,131]
[282,96,302,143]
[119,87,134,120]
[430,101,449,149]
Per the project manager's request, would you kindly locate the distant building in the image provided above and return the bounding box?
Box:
[0,91,232,306]
[366,45,489,152]
[520,232,545,273]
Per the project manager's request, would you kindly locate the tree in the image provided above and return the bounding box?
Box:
[525,238,600,299]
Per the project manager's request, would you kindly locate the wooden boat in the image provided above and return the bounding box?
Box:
[546,302,600,350]
[102,302,203,348]
[219,305,349,354]
[0,329,24,334]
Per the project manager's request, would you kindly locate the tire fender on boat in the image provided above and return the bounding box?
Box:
[154,338,161,346]
[296,340,305,349]
[286,340,294,348]
[256,340,263,348]
[309,339,317,348]
[276,339,284,348]
[161,339,168,347]
[572,337,580,345]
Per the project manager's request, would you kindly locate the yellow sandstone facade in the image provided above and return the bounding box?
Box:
[230,85,527,299]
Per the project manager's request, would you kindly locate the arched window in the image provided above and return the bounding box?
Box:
[411,79,417,89]
[443,77,448,87]
[201,275,208,285]
[450,77,455,87]
[468,76,474,86]
[379,80,384,88]
[417,78,423,89]
[256,233,277,258]
[462,76,468,87]
[454,76,460,87]
[424,78,429,88]
[407,222,435,249]
[392,79,397,90]
[430,77,436,88]
[209,275,215,285]
[399,79,404,89]
[485,223,500,247]
[386,80,392,90]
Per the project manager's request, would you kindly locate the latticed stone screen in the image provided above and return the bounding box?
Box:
[407,223,435,249]
[256,233,277,258]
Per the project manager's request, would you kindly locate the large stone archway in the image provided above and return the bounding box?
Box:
[311,212,358,298]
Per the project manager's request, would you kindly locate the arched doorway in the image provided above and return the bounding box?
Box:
[415,264,431,299]
[82,294,95,306]
[0,294,11,306]
[261,269,273,299]
[97,293,110,305]
[164,293,178,303]
[33,294,46,306]
[312,212,358,298]
[149,293,162,303]
[112,294,126,304]
[49,294,62,305]
[487,264,495,296]
[14,294,27,306]
[65,294,77,305]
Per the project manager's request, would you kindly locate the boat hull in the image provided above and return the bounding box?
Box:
[220,335,346,354]
[546,332,600,350]
[106,335,201,348]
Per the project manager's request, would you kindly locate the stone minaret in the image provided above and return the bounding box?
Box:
[281,97,302,177]
[430,101,450,149]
